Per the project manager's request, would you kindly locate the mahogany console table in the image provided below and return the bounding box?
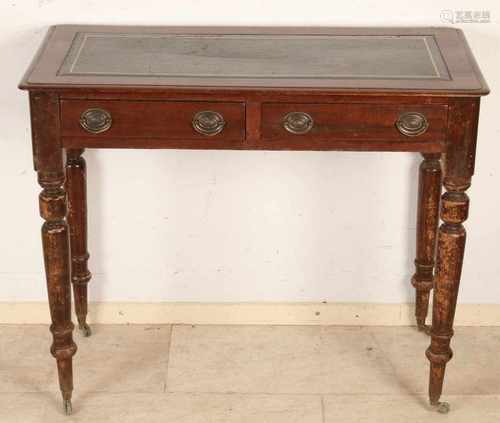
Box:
[19,25,489,415]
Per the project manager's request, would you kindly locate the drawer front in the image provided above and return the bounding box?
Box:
[261,103,448,143]
[61,100,246,141]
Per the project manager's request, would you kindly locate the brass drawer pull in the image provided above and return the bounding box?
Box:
[192,110,226,136]
[80,108,112,134]
[396,112,429,137]
[283,112,314,134]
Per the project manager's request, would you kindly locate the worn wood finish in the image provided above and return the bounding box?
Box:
[412,153,442,332]
[426,98,480,413]
[61,100,246,142]
[60,99,445,151]
[20,26,488,414]
[66,149,92,337]
[261,103,447,143]
[19,26,488,95]
[30,92,77,415]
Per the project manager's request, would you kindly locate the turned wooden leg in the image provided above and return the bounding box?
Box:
[31,92,77,415]
[412,153,442,333]
[426,98,480,413]
[426,178,469,413]
[39,167,77,415]
[66,149,92,337]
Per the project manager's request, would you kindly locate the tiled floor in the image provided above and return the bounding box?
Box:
[1,325,499,422]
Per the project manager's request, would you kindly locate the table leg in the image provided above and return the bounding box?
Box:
[412,153,441,333]
[66,148,92,337]
[426,178,469,413]
[425,98,479,413]
[39,168,77,415]
[31,92,77,415]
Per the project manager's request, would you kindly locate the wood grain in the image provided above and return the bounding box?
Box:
[30,91,76,414]
[412,153,442,332]
[261,102,447,143]
[426,98,480,410]
[61,99,245,142]
[19,26,489,95]
[66,148,92,337]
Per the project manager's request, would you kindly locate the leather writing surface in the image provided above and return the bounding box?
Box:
[59,33,450,80]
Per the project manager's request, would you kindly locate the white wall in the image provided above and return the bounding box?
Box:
[1,0,499,304]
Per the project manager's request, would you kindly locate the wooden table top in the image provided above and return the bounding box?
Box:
[20,25,488,96]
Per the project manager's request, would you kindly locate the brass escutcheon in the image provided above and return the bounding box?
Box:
[283,112,314,134]
[192,110,226,136]
[396,112,429,137]
[80,108,112,134]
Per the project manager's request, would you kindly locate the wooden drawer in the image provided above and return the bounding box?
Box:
[60,100,246,142]
[261,103,448,145]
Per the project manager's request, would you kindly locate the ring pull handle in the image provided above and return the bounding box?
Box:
[80,108,112,134]
[283,112,314,135]
[396,112,429,137]
[192,111,226,136]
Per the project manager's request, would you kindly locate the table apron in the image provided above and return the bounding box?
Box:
[61,136,443,152]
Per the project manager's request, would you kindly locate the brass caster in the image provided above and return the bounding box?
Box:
[431,401,450,414]
[79,323,92,337]
[63,399,73,416]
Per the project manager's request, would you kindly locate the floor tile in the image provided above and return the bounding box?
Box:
[3,324,500,421]
[370,326,500,394]
[0,393,51,423]
[167,325,399,394]
[64,325,171,393]
[0,392,322,423]
[323,394,500,423]
[0,325,171,394]
[368,326,429,394]
[446,327,500,394]
[0,325,54,392]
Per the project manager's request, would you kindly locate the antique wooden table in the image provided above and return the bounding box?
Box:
[19,25,488,415]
